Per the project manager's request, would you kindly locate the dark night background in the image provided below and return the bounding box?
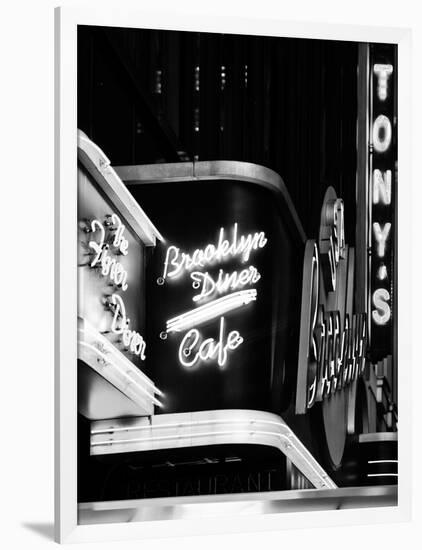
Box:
[77,26,358,242]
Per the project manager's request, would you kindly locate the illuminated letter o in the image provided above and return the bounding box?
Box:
[373,115,392,153]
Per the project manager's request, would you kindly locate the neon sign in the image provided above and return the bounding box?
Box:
[300,241,367,410]
[86,213,147,358]
[178,316,243,369]
[372,222,391,258]
[372,115,392,153]
[162,223,267,280]
[319,197,345,292]
[88,214,129,290]
[372,288,391,326]
[108,294,147,359]
[373,169,392,205]
[191,265,261,302]
[373,64,393,101]
[369,48,396,343]
[161,223,267,370]
[296,188,368,414]
[166,290,257,333]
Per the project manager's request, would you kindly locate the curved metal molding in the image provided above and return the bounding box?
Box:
[90,409,336,490]
[77,130,163,246]
[115,160,306,245]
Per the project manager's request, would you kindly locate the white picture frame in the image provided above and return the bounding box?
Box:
[55,5,412,543]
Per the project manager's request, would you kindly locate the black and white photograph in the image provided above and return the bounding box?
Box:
[3,0,421,547]
[74,23,399,524]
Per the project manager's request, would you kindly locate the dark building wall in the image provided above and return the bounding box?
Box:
[77,26,358,241]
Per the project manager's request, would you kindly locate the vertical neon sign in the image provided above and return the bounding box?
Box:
[369,45,396,361]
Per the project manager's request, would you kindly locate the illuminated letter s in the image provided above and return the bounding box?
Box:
[372,288,391,325]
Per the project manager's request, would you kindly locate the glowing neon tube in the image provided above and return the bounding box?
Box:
[79,320,163,396]
[367,473,398,478]
[78,341,163,407]
[367,460,398,464]
[166,289,257,333]
[90,419,337,489]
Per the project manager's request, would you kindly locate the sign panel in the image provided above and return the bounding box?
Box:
[295,188,368,467]
[369,43,397,361]
[78,166,147,364]
[76,133,163,420]
[125,169,304,416]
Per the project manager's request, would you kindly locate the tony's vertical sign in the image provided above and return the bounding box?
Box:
[369,44,397,361]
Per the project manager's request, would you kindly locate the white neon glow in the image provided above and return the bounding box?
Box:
[90,415,337,489]
[374,64,393,101]
[80,319,163,396]
[88,217,129,291]
[78,132,164,245]
[373,115,392,153]
[191,265,261,302]
[110,294,146,359]
[92,429,328,479]
[166,289,257,333]
[373,169,392,205]
[325,198,345,263]
[306,242,320,409]
[372,288,391,325]
[110,213,129,255]
[93,417,298,435]
[162,223,267,280]
[319,198,344,291]
[373,222,391,258]
[78,340,162,407]
[92,417,292,435]
[367,473,398,478]
[178,316,243,369]
[89,219,105,266]
[368,460,398,464]
[377,264,388,280]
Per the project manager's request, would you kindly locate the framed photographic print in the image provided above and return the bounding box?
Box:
[55,6,412,543]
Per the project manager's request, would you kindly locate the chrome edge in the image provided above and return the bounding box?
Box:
[115,160,306,244]
[78,485,398,525]
[90,409,337,490]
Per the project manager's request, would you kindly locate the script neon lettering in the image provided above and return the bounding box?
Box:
[110,214,129,255]
[191,266,261,302]
[178,316,243,369]
[162,223,267,280]
[110,294,146,359]
[89,220,106,266]
[304,243,319,409]
[88,216,129,290]
[319,198,344,292]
